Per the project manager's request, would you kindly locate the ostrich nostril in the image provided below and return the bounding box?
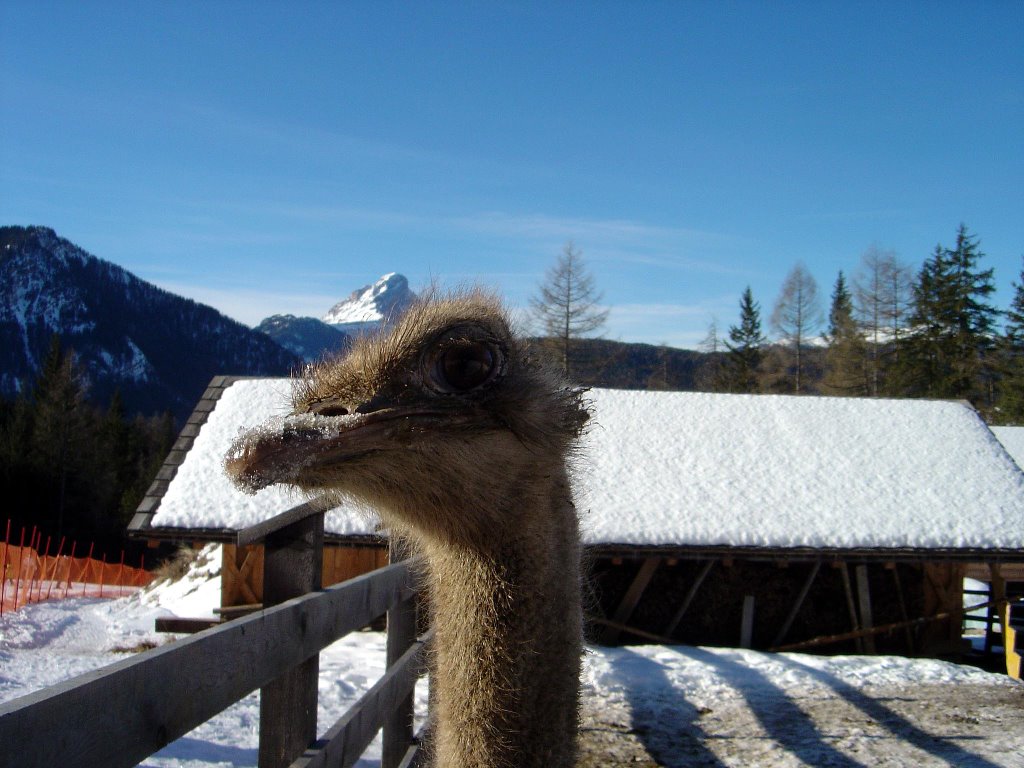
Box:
[313,403,349,417]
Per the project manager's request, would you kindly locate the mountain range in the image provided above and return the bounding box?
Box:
[256,272,417,360]
[1,225,722,422]
[1,226,299,420]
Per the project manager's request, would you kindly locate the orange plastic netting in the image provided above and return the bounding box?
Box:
[1,537,151,615]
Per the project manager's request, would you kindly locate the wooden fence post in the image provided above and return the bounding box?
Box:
[382,540,418,768]
[259,513,325,768]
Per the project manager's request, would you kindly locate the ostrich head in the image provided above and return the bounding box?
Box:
[225,290,588,548]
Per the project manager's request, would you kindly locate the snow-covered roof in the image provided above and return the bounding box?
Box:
[992,426,1024,471]
[134,379,1024,554]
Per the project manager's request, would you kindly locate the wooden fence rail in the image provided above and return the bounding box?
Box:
[0,546,427,768]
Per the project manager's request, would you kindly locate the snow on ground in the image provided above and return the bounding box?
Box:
[2,546,1021,767]
[0,544,422,768]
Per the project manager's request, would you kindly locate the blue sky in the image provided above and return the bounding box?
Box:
[2,1,1021,348]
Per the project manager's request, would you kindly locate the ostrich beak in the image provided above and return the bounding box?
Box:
[223,407,460,494]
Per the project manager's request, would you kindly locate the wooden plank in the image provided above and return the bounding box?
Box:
[215,603,263,617]
[771,560,821,648]
[226,546,261,606]
[260,514,325,768]
[986,563,1006,657]
[383,540,418,768]
[0,560,418,768]
[601,556,660,644]
[740,595,755,648]
[238,498,333,548]
[856,564,876,653]
[144,479,171,497]
[663,559,714,638]
[289,631,432,768]
[395,724,431,768]
[396,743,425,768]
[155,617,221,634]
[920,562,965,655]
[966,562,1024,581]
[772,597,1021,653]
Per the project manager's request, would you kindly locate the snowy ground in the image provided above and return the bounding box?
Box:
[1,547,1021,768]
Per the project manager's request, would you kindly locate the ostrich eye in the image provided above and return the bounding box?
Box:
[430,340,501,393]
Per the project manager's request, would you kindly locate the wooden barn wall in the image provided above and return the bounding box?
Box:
[588,556,967,657]
[222,543,388,608]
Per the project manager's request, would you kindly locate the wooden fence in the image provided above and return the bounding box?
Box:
[0,505,430,768]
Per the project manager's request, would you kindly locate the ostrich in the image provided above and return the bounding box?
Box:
[225,291,589,768]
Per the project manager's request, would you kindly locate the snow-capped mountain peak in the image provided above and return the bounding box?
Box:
[321,273,415,326]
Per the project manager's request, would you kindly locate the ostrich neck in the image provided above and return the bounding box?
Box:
[422,468,581,768]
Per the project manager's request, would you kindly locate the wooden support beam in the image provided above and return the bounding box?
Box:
[773,597,1021,653]
[890,565,915,654]
[663,559,715,638]
[588,616,677,645]
[771,561,821,648]
[238,498,331,548]
[987,563,1006,658]
[223,546,260,607]
[601,556,660,644]
[839,563,863,653]
[855,564,876,654]
[259,513,324,768]
[740,595,755,649]
[215,603,263,618]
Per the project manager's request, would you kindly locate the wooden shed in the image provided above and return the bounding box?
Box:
[129,377,388,622]
[129,378,1024,671]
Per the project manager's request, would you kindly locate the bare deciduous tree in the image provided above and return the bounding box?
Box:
[853,245,913,395]
[770,262,823,393]
[531,242,608,378]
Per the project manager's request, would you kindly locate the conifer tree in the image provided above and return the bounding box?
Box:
[996,258,1024,423]
[822,271,867,395]
[901,225,998,405]
[723,287,766,393]
[30,337,90,539]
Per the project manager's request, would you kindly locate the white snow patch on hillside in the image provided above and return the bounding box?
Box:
[321,273,414,325]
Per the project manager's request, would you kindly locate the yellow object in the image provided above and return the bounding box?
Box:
[1002,602,1021,680]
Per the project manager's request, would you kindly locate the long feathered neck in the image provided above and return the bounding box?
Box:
[418,465,582,768]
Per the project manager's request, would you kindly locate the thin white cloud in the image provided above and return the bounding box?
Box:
[152,281,340,327]
[603,299,737,350]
